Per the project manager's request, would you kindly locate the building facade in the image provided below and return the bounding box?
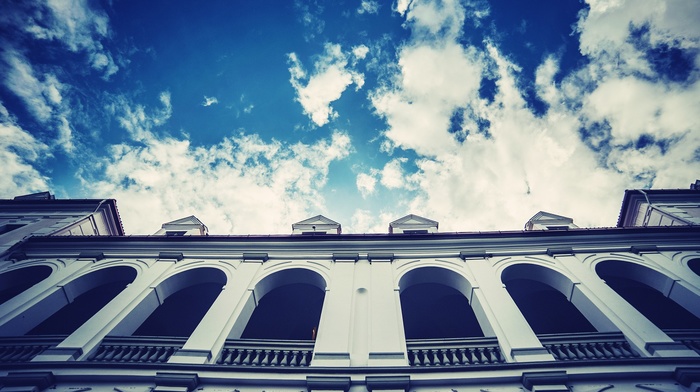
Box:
[0,187,699,392]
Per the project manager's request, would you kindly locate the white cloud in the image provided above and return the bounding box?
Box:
[380,158,408,189]
[21,0,119,79]
[202,96,219,107]
[358,0,380,15]
[288,43,367,127]
[1,50,75,153]
[83,93,353,234]
[0,102,50,197]
[364,0,700,233]
[356,172,378,197]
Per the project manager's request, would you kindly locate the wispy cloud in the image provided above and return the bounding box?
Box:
[202,96,219,107]
[357,0,380,15]
[83,93,353,234]
[360,0,700,232]
[288,43,367,127]
[0,102,50,197]
[1,50,75,153]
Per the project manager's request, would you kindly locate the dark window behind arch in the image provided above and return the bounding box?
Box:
[133,281,223,337]
[0,265,52,306]
[689,258,700,277]
[502,264,596,335]
[504,278,596,334]
[241,283,324,340]
[596,260,700,330]
[28,266,137,335]
[401,283,483,339]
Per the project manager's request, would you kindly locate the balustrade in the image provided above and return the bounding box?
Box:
[0,336,62,363]
[406,337,504,366]
[539,332,640,360]
[664,329,700,355]
[89,336,185,363]
[217,339,314,367]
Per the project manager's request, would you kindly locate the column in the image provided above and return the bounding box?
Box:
[31,259,173,361]
[559,253,698,357]
[310,254,357,367]
[367,254,407,367]
[0,258,87,336]
[168,260,261,364]
[464,257,554,363]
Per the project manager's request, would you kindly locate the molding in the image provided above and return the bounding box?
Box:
[675,366,700,386]
[243,252,269,262]
[631,245,659,254]
[332,252,359,262]
[306,376,351,392]
[366,376,410,392]
[521,371,568,391]
[158,252,183,261]
[368,253,394,262]
[77,251,104,261]
[154,372,198,392]
[546,247,574,257]
[1,372,54,390]
[460,251,492,260]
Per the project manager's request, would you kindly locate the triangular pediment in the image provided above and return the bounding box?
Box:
[293,215,339,226]
[162,215,205,227]
[525,211,577,231]
[389,214,438,234]
[292,215,341,234]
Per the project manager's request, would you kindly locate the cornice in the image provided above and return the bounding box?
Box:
[6,226,700,262]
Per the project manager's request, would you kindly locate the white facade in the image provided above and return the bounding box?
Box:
[0,189,699,392]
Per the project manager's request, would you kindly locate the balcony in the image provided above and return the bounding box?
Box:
[406,337,504,366]
[0,336,64,363]
[216,339,314,367]
[539,332,640,360]
[88,336,186,363]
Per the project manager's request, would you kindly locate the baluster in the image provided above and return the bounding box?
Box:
[92,345,108,361]
[104,345,119,361]
[249,349,261,365]
[415,349,425,366]
[587,343,606,359]
[606,342,624,358]
[618,342,638,358]
[120,346,137,361]
[268,349,280,366]
[572,344,586,360]
[482,347,495,363]
[241,349,252,365]
[7,346,27,362]
[300,350,311,366]
[492,347,504,363]
[0,346,11,362]
[279,350,290,366]
[112,346,128,361]
[231,349,243,365]
[156,347,173,363]
[144,346,161,363]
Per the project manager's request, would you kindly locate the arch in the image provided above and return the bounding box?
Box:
[240,267,326,340]
[595,260,700,329]
[689,258,700,277]
[501,263,597,334]
[27,265,137,335]
[0,265,52,306]
[131,267,227,337]
[398,266,485,339]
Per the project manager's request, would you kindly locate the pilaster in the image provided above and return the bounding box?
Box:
[464,257,554,363]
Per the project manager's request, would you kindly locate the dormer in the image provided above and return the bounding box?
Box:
[389,214,438,234]
[292,215,341,235]
[154,216,208,236]
[617,181,700,227]
[525,211,578,231]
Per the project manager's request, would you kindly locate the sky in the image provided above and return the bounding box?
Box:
[0,0,699,235]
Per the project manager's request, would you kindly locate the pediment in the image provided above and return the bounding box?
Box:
[292,215,341,234]
[389,214,438,234]
[527,211,573,224]
[162,215,206,227]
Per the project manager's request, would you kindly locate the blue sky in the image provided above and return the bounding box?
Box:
[1,0,698,234]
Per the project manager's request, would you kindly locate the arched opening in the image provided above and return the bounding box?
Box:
[399,267,485,339]
[689,258,700,277]
[27,266,137,335]
[241,268,325,340]
[502,264,596,334]
[596,260,700,330]
[132,267,226,337]
[0,265,52,306]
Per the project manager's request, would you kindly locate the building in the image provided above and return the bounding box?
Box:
[0,184,699,392]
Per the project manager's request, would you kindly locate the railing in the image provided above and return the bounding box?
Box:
[89,336,186,363]
[216,339,314,367]
[406,337,504,366]
[664,329,700,355]
[539,332,640,361]
[0,336,64,363]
